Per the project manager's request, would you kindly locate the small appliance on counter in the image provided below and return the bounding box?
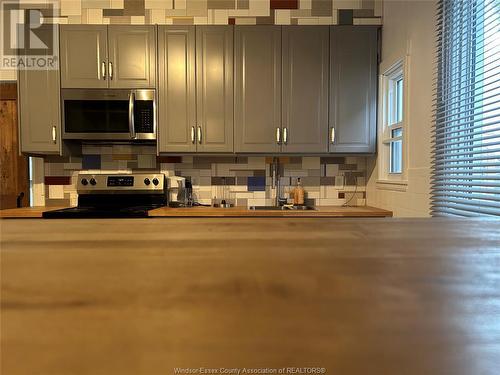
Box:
[43,173,167,218]
[166,176,186,207]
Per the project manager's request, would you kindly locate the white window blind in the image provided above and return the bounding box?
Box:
[432,0,500,216]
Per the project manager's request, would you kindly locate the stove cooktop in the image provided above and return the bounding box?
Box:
[42,173,168,219]
[42,204,164,219]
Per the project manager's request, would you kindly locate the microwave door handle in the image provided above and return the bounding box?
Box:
[129,91,136,139]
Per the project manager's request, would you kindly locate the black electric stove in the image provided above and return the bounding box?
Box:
[43,173,167,219]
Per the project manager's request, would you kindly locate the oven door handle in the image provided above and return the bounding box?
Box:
[129,91,136,139]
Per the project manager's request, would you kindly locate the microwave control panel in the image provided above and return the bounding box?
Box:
[134,101,154,133]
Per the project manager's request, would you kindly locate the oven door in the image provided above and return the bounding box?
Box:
[62,89,156,140]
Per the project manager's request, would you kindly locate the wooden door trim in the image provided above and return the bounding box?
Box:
[0,82,17,100]
[0,82,30,209]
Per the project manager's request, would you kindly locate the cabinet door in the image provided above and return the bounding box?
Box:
[108,26,156,88]
[329,26,378,153]
[235,26,281,153]
[18,68,61,154]
[158,26,196,153]
[196,26,233,153]
[60,25,108,88]
[282,26,329,153]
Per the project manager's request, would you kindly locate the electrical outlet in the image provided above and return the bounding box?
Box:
[335,175,345,189]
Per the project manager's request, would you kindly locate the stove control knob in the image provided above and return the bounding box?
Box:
[152,178,159,186]
[89,178,97,186]
[144,178,151,186]
[81,178,88,186]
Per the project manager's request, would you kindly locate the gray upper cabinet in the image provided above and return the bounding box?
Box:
[235,26,282,153]
[18,68,61,154]
[196,26,233,153]
[282,26,329,153]
[329,26,378,153]
[108,26,156,88]
[60,25,108,89]
[60,25,156,89]
[157,26,196,153]
[56,25,378,155]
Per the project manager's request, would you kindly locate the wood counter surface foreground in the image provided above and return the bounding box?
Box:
[1,218,500,374]
[0,205,392,218]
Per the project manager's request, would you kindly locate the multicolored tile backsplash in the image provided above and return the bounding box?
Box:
[17,0,377,207]
[44,145,367,207]
[38,0,382,25]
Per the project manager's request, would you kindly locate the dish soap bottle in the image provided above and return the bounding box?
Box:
[293,178,305,206]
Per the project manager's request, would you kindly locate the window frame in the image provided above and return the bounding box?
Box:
[378,58,409,185]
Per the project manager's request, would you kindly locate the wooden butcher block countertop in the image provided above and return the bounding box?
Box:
[148,205,393,217]
[0,206,69,218]
[1,217,500,375]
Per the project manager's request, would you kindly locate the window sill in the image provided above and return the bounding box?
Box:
[376,179,408,192]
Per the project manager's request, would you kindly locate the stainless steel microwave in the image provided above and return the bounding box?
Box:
[61,89,156,141]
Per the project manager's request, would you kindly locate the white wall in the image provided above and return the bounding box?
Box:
[366,0,436,217]
[0,70,16,81]
[0,5,16,81]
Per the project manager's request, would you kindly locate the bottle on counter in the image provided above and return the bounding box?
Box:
[292,178,305,206]
[184,179,193,207]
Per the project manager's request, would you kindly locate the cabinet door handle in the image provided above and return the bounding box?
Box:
[283,127,288,145]
[109,62,113,80]
[197,126,202,144]
[330,127,335,143]
[102,61,106,80]
[51,126,57,143]
[276,127,281,144]
[191,126,195,144]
